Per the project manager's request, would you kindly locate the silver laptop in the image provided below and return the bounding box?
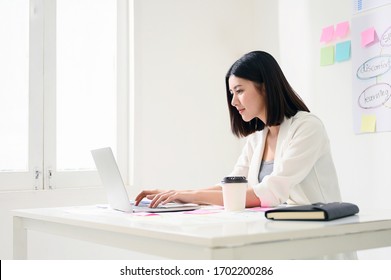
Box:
[91,147,200,213]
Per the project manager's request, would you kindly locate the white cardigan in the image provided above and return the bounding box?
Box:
[229,111,341,207]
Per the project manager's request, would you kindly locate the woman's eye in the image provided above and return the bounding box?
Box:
[230,89,243,95]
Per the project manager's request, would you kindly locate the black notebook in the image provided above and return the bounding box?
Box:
[265,202,359,221]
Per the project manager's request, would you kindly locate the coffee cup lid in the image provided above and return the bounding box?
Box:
[221,176,247,183]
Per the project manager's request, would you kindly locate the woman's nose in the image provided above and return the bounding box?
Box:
[231,94,237,106]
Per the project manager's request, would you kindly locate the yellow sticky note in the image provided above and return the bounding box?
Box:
[360,115,376,133]
[320,46,334,66]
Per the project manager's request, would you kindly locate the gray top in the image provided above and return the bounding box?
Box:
[258,160,274,183]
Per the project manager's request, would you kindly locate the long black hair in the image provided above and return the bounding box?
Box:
[225,51,309,137]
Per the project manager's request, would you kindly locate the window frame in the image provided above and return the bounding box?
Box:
[0,0,131,191]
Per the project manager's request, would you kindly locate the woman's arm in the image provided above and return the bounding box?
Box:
[135,185,261,208]
[135,188,223,207]
[246,187,262,207]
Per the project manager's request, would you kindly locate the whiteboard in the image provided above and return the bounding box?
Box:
[352,4,391,133]
[353,0,391,14]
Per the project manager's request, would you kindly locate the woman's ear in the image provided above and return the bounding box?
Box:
[261,83,266,92]
[256,83,266,95]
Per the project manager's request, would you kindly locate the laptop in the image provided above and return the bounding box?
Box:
[91,147,200,213]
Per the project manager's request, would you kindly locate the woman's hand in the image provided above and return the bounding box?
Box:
[152,190,198,208]
[135,189,198,208]
[134,189,164,206]
[135,188,225,208]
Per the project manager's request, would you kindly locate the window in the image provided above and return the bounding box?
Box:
[0,0,131,191]
[56,0,117,171]
[0,0,29,172]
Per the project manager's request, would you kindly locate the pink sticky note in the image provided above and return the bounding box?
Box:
[335,21,350,39]
[361,27,377,47]
[320,25,334,43]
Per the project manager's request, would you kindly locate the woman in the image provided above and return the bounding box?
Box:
[135,51,341,208]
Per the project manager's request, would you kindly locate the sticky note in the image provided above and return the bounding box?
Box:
[361,27,377,47]
[335,21,350,39]
[320,25,335,43]
[336,41,351,62]
[320,46,334,66]
[360,115,376,133]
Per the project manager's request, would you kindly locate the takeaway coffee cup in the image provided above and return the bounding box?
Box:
[221,176,247,211]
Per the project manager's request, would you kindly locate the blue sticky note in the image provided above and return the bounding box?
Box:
[335,40,351,62]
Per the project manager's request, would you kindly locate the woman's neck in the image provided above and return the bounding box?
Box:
[268,125,280,138]
[262,125,280,161]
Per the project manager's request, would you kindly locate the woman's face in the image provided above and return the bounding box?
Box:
[228,75,266,123]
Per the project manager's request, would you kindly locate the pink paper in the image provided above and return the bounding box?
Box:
[335,21,350,39]
[184,209,221,215]
[246,207,275,212]
[361,27,377,47]
[320,25,334,43]
[133,212,159,216]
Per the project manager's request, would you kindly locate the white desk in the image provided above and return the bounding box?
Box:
[12,206,391,259]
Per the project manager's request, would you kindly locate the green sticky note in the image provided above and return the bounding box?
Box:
[336,41,351,62]
[360,115,376,133]
[320,46,334,66]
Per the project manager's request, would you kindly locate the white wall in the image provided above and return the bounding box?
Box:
[264,0,391,259]
[1,0,390,260]
[308,1,391,213]
[0,0,257,259]
[275,0,391,213]
[131,0,257,191]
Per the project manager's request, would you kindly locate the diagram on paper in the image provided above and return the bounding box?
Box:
[352,4,391,133]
